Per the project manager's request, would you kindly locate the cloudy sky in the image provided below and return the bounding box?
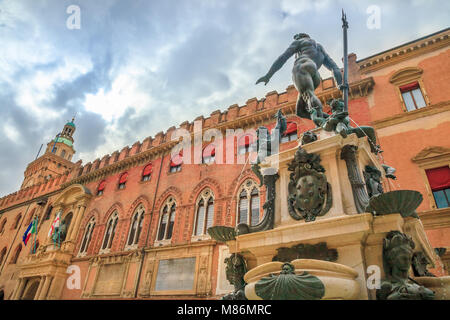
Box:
[0,0,448,197]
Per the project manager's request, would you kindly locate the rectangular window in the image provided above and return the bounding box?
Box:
[170,165,181,173]
[400,82,427,111]
[433,189,450,209]
[426,166,450,209]
[154,257,196,292]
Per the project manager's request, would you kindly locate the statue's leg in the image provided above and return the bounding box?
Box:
[336,123,348,138]
[295,94,311,119]
[293,61,324,117]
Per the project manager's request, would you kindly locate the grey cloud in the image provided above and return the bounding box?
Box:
[0,0,449,197]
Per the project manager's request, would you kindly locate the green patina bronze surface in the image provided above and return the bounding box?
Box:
[222,253,247,300]
[273,242,338,263]
[412,252,435,277]
[256,33,342,122]
[363,165,384,198]
[53,136,73,147]
[365,190,422,219]
[377,231,435,300]
[301,130,317,145]
[287,147,332,222]
[311,99,381,154]
[207,226,236,242]
[254,263,325,300]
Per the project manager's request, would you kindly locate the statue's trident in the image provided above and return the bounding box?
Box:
[341,9,349,113]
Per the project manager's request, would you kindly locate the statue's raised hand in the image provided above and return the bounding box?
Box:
[256,75,270,86]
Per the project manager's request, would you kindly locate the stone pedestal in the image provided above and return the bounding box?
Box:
[225,131,441,300]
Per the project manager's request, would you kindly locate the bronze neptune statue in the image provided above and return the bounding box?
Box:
[256,33,343,121]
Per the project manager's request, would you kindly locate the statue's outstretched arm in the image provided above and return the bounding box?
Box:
[256,41,299,85]
[320,45,343,86]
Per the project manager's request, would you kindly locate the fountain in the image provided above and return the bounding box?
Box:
[209,125,450,300]
[208,11,449,300]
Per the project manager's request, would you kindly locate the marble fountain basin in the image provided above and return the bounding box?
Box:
[244,259,360,300]
[413,276,450,300]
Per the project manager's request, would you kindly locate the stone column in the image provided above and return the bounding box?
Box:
[38,276,53,300]
[69,203,87,242]
[34,276,45,300]
[12,278,26,300]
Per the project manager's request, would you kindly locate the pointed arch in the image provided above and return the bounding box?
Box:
[155,186,183,212]
[226,168,259,198]
[188,177,223,204]
[125,195,151,219]
[101,202,124,224]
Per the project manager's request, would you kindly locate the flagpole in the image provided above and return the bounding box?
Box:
[30,217,34,254]
[33,216,39,254]
[342,9,349,113]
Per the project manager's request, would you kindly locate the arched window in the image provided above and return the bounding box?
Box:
[61,149,66,159]
[63,212,73,239]
[101,211,119,252]
[0,247,7,265]
[127,205,145,247]
[79,217,96,256]
[194,189,215,236]
[202,144,216,164]
[43,205,53,221]
[0,219,7,234]
[11,244,22,264]
[237,180,260,226]
[142,163,152,181]
[118,172,128,189]
[26,208,36,226]
[97,180,106,196]
[157,197,176,241]
[281,121,298,143]
[13,213,22,230]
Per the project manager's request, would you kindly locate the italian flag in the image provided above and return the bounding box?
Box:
[48,212,61,238]
[23,219,37,245]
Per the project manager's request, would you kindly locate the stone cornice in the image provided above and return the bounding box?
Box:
[317,77,375,105]
[358,28,450,74]
[372,100,450,130]
[144,239,217,253]
[0,192,57,215]
[419,207,450,229]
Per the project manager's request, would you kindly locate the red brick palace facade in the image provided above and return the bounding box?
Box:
[0,28,449,300]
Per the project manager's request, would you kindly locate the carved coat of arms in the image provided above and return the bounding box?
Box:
[287,148,332,222]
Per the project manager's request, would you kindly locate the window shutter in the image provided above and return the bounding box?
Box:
[170,151,183,167]
[119,172,128,184]
[142,164,152,176]
[399,82,420,93]
[98,180,106,191]
[238,134,255,147]
[203,144,216,157]
[426,167,450,191]
[284,121,297,135]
